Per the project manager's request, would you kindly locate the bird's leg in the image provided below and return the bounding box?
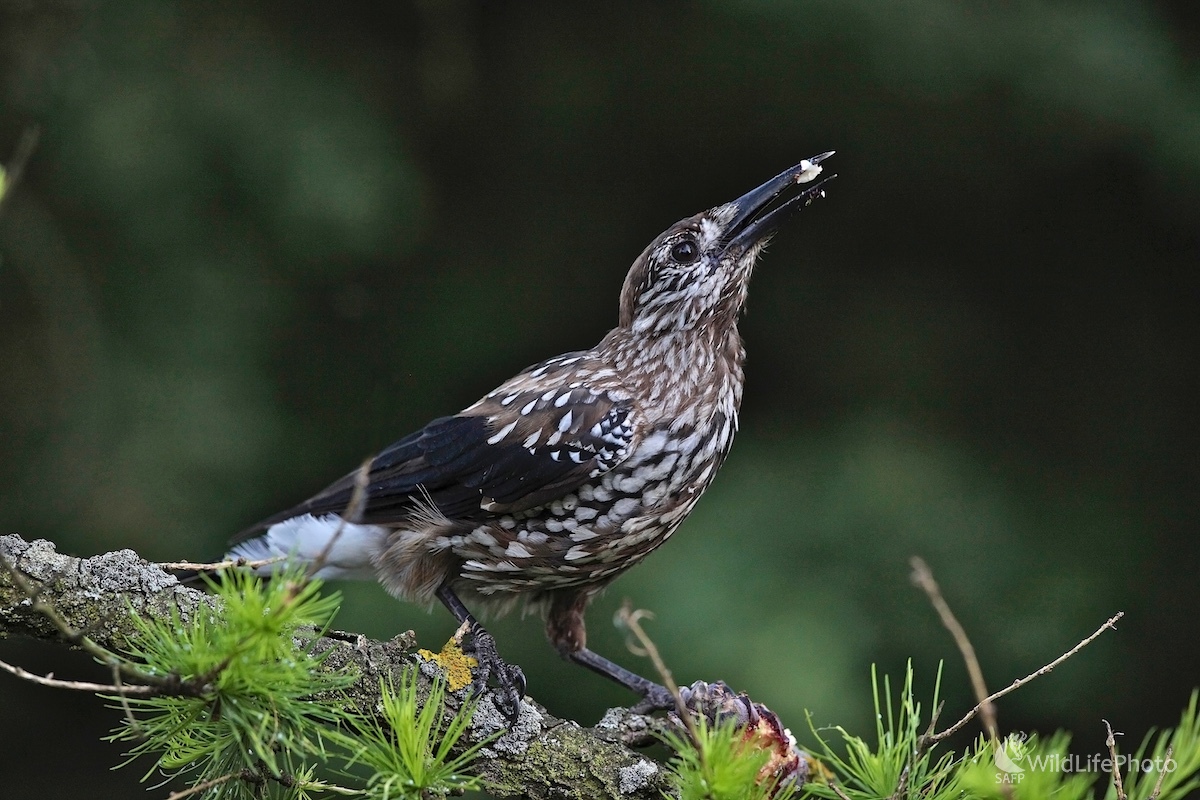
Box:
[569,648,676,712]
[548,590,675,712]
[435,583,526,721]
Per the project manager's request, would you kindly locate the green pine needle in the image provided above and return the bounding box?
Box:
[107,567,355,796]
[800,665,1200,800]
[802,662,959,800]
[1115,689,1200,800]
[331,668,489,800]
[96,569,1200,800]
[663,714,792,800]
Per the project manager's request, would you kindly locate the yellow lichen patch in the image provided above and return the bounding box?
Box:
[418,635,478,692]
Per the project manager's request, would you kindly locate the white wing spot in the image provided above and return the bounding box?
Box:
[615,475,646,494]
[469,529,498,547]
[505,541,534,559]
[487,420,518,445]
[611,497,640,517]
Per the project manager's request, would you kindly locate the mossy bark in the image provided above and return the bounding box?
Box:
[0,534,671,800]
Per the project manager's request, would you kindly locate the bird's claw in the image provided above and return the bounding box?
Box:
[466,625,526,722]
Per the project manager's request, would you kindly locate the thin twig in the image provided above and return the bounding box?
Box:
[164,457,371,580]
[1,533,669,800]
[0,656,159,695]
[828,780,853,800]
[1104,720,1127,800]
[111,662,143,734]
[159,556,282,572]
[615,603,695,745]
[890,763,912,800]
[0,125,41,215]
[164,770,245,800]
[926,612,1124,744]
[308,455,373,580]
[1148,745,1172,800]
[889,707,944,800]
[1,552,122,659]
[0,553,209,697]
[911,556,997,741]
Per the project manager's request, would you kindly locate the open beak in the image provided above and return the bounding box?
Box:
[724,152,836,252]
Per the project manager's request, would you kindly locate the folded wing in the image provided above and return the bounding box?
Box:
[236,357,640,539]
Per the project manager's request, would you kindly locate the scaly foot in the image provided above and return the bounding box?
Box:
[466,624,526,722]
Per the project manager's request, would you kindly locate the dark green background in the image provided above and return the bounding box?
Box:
[2,1,1198,797]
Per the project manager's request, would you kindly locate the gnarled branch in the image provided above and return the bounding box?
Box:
[0,534,669,800]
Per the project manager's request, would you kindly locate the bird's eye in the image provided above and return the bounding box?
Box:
[670,238,700,264]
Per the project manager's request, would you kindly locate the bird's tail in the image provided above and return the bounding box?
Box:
[224,513,389,580]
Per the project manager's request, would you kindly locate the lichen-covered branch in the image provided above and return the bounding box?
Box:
[0,534,669,800]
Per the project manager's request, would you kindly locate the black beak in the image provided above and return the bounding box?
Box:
[724,152,836,252]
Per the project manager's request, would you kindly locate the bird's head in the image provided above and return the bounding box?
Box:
[619,153,834,336]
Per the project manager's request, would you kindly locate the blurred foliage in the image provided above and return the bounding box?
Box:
[1,1,1198,798]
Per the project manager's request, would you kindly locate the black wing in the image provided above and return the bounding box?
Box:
[237,372,640,539]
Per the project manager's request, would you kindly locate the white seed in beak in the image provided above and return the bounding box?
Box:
[794,159,823,183]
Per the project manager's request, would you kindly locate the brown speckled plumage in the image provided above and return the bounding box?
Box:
[230,155,835,714]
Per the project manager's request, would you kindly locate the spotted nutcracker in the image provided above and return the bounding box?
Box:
[229,154,836,716]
